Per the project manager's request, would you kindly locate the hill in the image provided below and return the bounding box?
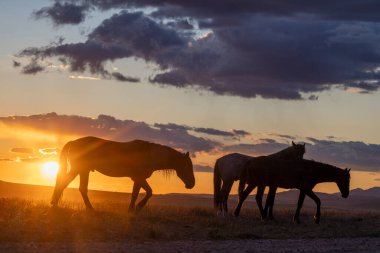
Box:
[0,180,379,211]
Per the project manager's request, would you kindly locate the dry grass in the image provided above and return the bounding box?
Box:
[0,198,379,242]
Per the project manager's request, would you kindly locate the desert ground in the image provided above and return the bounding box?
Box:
[0,181,379,252]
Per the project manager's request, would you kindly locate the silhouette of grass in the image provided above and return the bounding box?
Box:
[0,198,379,242]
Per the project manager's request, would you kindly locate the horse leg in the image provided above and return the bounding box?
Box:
[79,171,93,210]
[128,180,141,213]
[220,180,234,217]
[293,191,306,224]
[265,186,278,220]
[233,184,255,217]
[51,171,78,207]
[305,190,321,224]
[136,180,153,212]
[255,186,266,219]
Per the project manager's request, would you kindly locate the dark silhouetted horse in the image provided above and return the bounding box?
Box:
[214,141,305,216]
[236,157,350,223]
[51,136,195,212]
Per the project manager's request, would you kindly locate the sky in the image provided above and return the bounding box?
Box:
[0,0,380,195]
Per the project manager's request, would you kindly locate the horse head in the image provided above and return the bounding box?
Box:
[176,152,195,189]
[292,141,306,159]
[337,168,351,198]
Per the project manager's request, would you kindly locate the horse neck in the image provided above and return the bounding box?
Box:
[312,162,342,184]
[269,147,293,159]
[152,146,182,172]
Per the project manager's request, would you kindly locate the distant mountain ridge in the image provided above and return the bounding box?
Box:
[0,180,379,211]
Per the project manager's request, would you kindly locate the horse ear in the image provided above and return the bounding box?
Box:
[185,152,190,157]
[303,143,306,147]
[292,141,295,146]
[348,168,351,172]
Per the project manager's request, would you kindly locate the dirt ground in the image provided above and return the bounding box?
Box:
[0,237,379,253]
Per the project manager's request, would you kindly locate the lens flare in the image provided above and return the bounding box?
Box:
[41,161,59,178]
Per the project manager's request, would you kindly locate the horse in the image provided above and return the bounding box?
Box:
[214,141,305,217]
[51,136,195,212]
[236,157,350,223]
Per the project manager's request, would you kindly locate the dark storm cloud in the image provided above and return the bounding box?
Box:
[34,2,89,25]
[51,0,380,22]
[166,19,194,30]
[17,1,380,99]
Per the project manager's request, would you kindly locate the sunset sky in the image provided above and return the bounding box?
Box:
[0,1,380,195]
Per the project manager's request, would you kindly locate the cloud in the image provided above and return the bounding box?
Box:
[111,72,140,82]
[154,123,191,131]
[21,60,45,75]
[233,129,250,137]
[0,158,12,162]
[17,2,380,99]
[19,41,132,75]
[193,127,234,137]
[305,139,380,172]
[38,148,59,155]
[223,137,380,172]
[69,75,101,80]
[166,19,194,30]
[48,1,380,23]
[0,112,217,154]
[33,2,89,25]
[155,122,250,138]
[1,112,380,172]
[10,148,35,154]
[13,61,21,67]
[223,142,289,157]
[194,164,213,173]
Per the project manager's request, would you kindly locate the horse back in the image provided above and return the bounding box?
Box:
[217,153,252,181]
[245,157,312,189]
[67,137,160,173]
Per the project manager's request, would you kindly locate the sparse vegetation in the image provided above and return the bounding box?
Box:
[0,198,379,242]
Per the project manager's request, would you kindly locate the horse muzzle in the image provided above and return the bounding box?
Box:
[185,182,195,189]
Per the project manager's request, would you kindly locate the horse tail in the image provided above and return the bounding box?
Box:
[51,141,71,206]
[213,159,222,209]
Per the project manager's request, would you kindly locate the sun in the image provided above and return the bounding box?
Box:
[41,161,59,179]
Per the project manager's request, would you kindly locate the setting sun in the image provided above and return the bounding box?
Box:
[41,161,59,178]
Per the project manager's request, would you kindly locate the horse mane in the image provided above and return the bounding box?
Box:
[160,168,176,179]
[144,141,184,178]
[268,145,294,158]
[302,159,344,175]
